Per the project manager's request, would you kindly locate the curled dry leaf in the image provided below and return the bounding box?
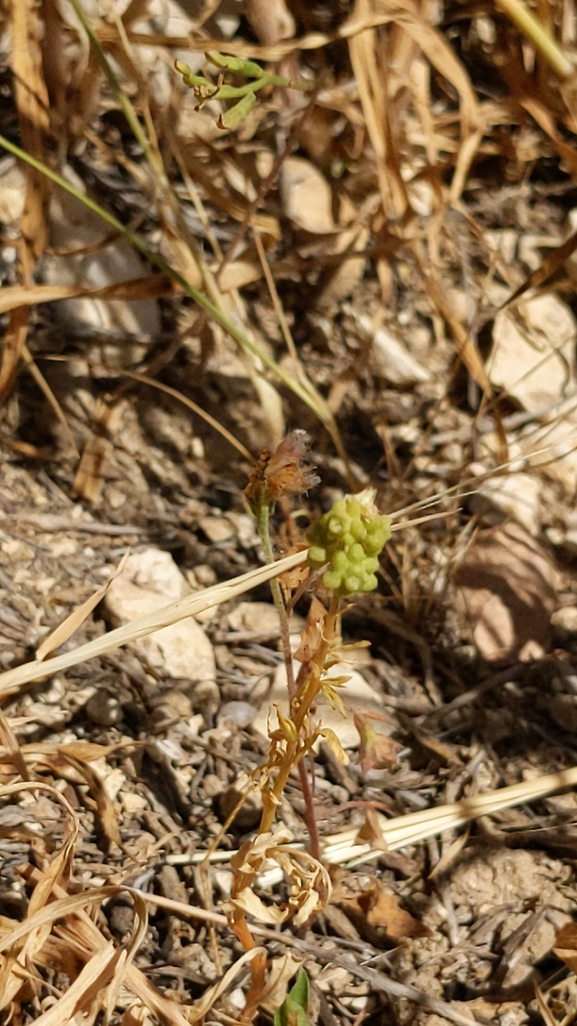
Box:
[354,710,403,774]
[294,596,326,663]
[318,726,349,765]
[36,551,130,662]
[258,953,305,1014]
[227,828,332,927]
[554,922,577,974]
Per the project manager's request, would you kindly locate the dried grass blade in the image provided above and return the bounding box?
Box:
[21,346,79,457]
[244,764,577,887]
[330,763,577,864]
[500,224,577,308]
[102,891,148,1020]
[0,783,78,1009]
[17,871,195,1026]
[416,262,492,392]
[36,552,130,662]
[187,947,267,1023]
[0,706,28,781]
[0,0,50,406]
[0,133,341,448]
[0,550,308,698]
[122,372,253,461]
[8,0,50,267]
[31,945,124,1026]
[494,0,574,78]
[59,753,123,852]
[0,277,173,316]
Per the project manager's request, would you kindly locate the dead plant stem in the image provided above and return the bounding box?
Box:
[258,594,340,836]
[254,504,321,859]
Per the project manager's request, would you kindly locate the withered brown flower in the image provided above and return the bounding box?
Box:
[244,430,319,513]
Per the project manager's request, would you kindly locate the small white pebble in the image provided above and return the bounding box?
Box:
[217,701,257,729]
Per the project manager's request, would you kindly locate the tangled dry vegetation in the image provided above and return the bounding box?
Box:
[6,0,577,1024]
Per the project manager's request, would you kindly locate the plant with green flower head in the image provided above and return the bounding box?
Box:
[307,489,391,598]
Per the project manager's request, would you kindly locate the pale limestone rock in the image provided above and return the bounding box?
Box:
[41,166,160,369]
[280,157,334,234]
[488,294,577,409]
[104,549,216,683]
[0,157,26,225]
[468,471,541,535]
[355,315,430,386]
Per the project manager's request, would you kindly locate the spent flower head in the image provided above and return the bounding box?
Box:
[244,430,319,515]
[307,488,391,598]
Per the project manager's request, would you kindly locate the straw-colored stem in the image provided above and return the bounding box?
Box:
[258,594,340,835]
[0,133,338,440]
[493,0,574,78]
[253,504,321,858]
[0,549,308,699]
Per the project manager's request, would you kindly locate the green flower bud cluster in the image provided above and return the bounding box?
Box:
[306,490,391,598]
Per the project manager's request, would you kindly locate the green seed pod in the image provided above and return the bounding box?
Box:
[307,489,391,598]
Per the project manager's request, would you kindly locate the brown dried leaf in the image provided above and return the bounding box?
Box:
[258,954,305,1013]
[60,754,123,852]
[554,922,577,974]
[294,596,326,662]
[73,436,111,504]
[36,552,130,661]
[337,878,431,947]
[453,522,559,662]
[355,807,390,852]
[0,277,174,316]
[354,710,401,774]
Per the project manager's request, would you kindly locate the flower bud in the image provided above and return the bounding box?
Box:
[307,489,391,597]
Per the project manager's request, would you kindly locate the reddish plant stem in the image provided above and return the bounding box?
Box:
[255,501,321,858]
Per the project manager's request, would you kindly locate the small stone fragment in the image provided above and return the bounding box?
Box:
[104,549,216,684]
[203,774,226,799]
[217,701,258,729]
[551,607,577,637]
[549,694,577,732]
[489,294,577,410]
[219,772,263,828]
[85,691,122,727]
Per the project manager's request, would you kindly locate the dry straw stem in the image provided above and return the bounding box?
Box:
[494,0,574,79]
[8,0,350,464]
[0,132,344,456]
[0,549,307,699]
[4,772,577,1026]
[163,765,577,886]
[0,876,191,1026]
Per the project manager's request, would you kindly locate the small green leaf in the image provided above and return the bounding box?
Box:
[206,50,266,79]
[274,968,310,1026]
[218,89,257,130]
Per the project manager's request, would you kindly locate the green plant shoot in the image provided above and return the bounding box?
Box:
[274,969,310,1026]
[175,50,310,130]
